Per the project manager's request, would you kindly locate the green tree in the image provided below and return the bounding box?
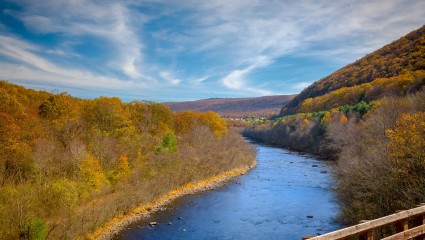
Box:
[22,218,47,240]
[156,132,178,153]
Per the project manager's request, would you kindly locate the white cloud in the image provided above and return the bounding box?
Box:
[222,56,273,93]
[190,76,209,85]
[8,0,145,79]
[45,48,81,58]
[149,0,425,87]
[0,35,143,91]
[0,35,59,73]
[222,70,245,90]
[159,71,182,85]
[0,63,136,90]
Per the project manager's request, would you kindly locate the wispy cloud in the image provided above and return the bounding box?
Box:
[190,76,209,85]
[148,0,425,94]
[222,56,272,93]
[159,71,182,85]
[7,0,145,78]
[0,35,141,90]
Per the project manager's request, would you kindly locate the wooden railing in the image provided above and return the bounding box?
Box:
[303,204,425,240]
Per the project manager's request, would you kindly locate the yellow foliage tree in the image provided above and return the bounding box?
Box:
[117,155,131,180]
[83,97,129,135]
[300,118,310,132]
[198,111,227,137]
[107,155,132,185]
[386,112,425,179]
[79,155,107,193]
[49,179,79,212]
[320,112,331,126]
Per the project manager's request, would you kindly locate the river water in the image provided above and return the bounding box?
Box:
[115,141,341,240]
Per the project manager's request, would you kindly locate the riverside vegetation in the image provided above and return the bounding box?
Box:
[243,25,425,225]
[0,80,256,239]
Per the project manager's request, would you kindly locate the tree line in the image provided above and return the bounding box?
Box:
[243,87,425,225]
[0,81,256,239]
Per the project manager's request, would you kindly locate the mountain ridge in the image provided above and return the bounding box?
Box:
[164,95,296,118]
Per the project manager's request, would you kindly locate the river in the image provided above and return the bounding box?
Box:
[115,141,341,239]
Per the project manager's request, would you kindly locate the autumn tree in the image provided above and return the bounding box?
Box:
[142,102,175,135]
[174,111,199,135]
[79,155,107,194]
[108,155,132,185]
[387,112,425,180]
[198,111,227,137]
[339,114,348,125]
[0,89,33,186]
[39,96,65,120]
[83,97,129,135]
[127,101,149,132]
[0,80,257,239]
[117,155,131,179]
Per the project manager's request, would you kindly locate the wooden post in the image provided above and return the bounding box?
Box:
[414,214,425,240]
[414,215,423,227]
[359,230,373,240]
[395,219,409,233]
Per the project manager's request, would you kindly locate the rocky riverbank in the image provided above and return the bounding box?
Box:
[84,163,256,240]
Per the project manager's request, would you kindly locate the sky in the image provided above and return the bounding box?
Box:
[0,0,424,102]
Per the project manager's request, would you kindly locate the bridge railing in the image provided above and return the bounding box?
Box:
[303,204,425,240]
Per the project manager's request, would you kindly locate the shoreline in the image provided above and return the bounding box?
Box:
[84,163,256,240]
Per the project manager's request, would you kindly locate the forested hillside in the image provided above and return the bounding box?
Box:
[164,95,295,118]
[282,25,425,115]
[0,81,256,239]
[244,25,425,225]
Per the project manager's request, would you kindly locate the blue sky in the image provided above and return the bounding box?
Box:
[0,0,424,102]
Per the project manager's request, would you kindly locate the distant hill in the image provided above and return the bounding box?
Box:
[164,95,296,118]
[282,25,425,115]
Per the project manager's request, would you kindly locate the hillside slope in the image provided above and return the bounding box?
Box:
[244,25,425,226]
[0,80,256,239]
[164,95,295,118]
[282,25,425,115]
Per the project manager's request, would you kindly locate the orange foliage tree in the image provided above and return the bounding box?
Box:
[174,111,200,135]
[339,114,348,125]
